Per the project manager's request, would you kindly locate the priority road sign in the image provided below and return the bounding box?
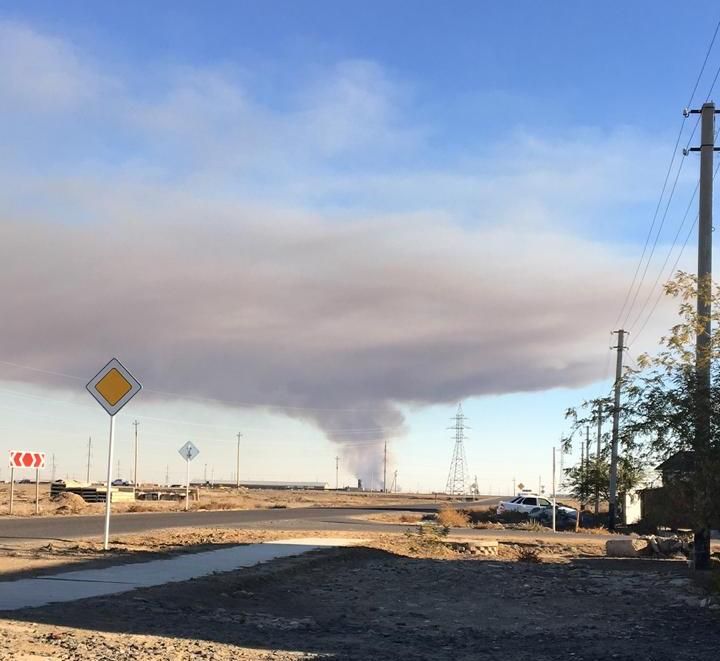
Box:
[86,357,142,551]
[86,358,142,416]
[178,441,200,462]
[9,451,45,469]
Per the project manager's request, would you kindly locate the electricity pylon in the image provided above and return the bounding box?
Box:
[445,403,470,496]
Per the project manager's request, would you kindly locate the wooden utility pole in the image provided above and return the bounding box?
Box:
[580,439,585,509]
[595,400,602,516]
[608,329,626,531]
[585,425,591,511]
[335,456,339,490]
[553,445,556,532]
[685,101,717,569]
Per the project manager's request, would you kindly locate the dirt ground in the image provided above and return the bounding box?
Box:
[0,525,607,579]
[0,528,718,660]
[0,483,465,517]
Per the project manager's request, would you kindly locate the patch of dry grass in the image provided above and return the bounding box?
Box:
[516,546,542,563]
[516,519,545,532]
[125,503,158,513]
[192,500,235,511]
[577,526,612,535]
[436,508,470,528]
[399,513,423,523]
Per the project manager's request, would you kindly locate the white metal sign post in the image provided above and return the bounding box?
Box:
[178,441,199,511]
[86,358,142,550]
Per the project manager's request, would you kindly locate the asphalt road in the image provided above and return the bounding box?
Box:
[0,498,627,544]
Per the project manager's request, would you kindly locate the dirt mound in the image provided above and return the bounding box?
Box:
[51,491,87,514]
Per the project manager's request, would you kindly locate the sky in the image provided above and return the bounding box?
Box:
[0,2,717,493]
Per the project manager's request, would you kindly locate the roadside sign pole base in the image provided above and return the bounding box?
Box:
[103,414,116,551]
[35,468,39,515]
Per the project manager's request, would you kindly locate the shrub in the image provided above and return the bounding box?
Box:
[399,513,423,523]
[126,503,158,513]
[516,546,542,563]
[403,523,450,554]
[193,500,234,511]
[436,508,470,528]
[516,519,545,532]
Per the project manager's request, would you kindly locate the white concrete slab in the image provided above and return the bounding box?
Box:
[0,537,362,611]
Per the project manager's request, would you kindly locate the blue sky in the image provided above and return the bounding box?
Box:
[0,2,716,492]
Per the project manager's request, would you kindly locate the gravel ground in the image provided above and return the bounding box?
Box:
[1,543,718,660]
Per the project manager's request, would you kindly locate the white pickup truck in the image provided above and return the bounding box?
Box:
[496,494,553,515]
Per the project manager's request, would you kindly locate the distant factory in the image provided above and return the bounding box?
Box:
[193,480,329,491]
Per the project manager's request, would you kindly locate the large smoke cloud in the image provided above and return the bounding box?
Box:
[0,20,676,480]
[1,207,629,478]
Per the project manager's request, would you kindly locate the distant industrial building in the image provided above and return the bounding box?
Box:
[193,480,328,491]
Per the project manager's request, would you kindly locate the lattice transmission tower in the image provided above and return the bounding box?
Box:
[445,403,470,495]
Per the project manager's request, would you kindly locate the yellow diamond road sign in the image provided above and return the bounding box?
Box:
[87,358,141,416]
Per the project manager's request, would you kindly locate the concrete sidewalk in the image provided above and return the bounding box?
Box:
[0,537,361,611]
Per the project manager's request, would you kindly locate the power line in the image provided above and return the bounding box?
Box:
[621,147,689,328]
[632,157,720,344]
[0,357,398,415]
[633,214,698,344]
[628,180,700,332]
[614,17,720,328]
[0,386,402,435]
[614,126,689,327]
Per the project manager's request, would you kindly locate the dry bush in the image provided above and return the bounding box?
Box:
[126,503,159,513]
[399,513,423,523]
[578,525,610,535]
[516,546,542,563]
[516,519,545,532]
[473,521,505,530]
[466,507,498,524]
[436,508,470,527]
[194,500,234,511]
[403,523,452,556]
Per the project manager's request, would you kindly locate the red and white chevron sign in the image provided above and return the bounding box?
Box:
[9,451,45,469]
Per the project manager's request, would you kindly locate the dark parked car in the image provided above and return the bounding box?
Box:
[528,505,578,530]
